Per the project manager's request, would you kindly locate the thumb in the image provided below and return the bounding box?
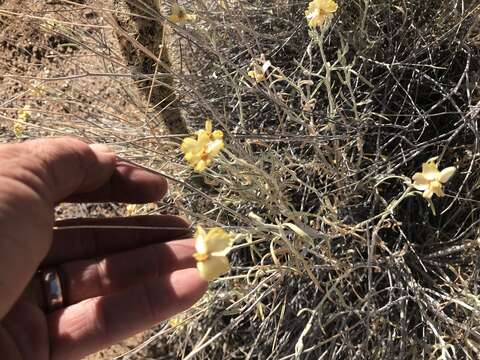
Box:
[10,137,116,204]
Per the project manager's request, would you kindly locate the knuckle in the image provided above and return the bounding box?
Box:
[30,137,91,160]
[0,137,94,204]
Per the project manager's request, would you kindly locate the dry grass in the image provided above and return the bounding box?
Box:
[2,0,480,359]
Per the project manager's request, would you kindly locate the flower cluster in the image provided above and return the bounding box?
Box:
[181,120,224,172]
[169,4,197,24]
[305,0,338,28]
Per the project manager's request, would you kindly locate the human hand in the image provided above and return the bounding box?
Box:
[0,138,207,360]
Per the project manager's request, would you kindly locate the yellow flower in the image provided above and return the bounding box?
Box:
[305,0,338,28]
[181,120,224,172]
[126,204,138,216]
[12,122,24,138]
[13,105,32,137]
[412,157,456,199]
[17,105,31,122]
[169,314,185,327]
[41,18,58,32]
[193,226,233,281]
[248,60,271,83]
[32,83,46,97]
[169,4,197,24]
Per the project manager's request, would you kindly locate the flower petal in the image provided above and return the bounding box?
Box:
[196,130,211,147]
[412,173,429,190]
[422,161,439,181]
[431,181,445,198]
[195,226,208,254]
[312,14,326,27]
[212,130,223,140]
[262,60,272,73]
[206,139,224,158]
[169,14,182,23]
[168,5,196,24]
[181,137,200,154]
[204,228,233,254]
[194,159,208,172]
[169,5,185,23]
[197,256,230,281]
[248,68,265,83]
[423,188,434,200]
[426,156,439,163]
[439,166,456,183]
[205,120,213,134]
[185,13,197,22]
[325,0,338,12]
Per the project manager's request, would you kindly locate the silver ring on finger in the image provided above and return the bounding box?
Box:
[38,268,64,312]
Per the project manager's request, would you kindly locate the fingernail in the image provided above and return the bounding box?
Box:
[89,143,114,154]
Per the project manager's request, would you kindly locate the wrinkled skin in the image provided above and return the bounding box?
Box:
[0,138,207,360]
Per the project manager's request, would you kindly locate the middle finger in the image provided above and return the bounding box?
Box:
[55,238,196,305]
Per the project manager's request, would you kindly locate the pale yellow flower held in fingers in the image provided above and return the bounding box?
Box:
[412,157,456,200]
[193,226,233,281]
[181,120,224,172]
[305,0,338,28]
[169,4,197,24]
